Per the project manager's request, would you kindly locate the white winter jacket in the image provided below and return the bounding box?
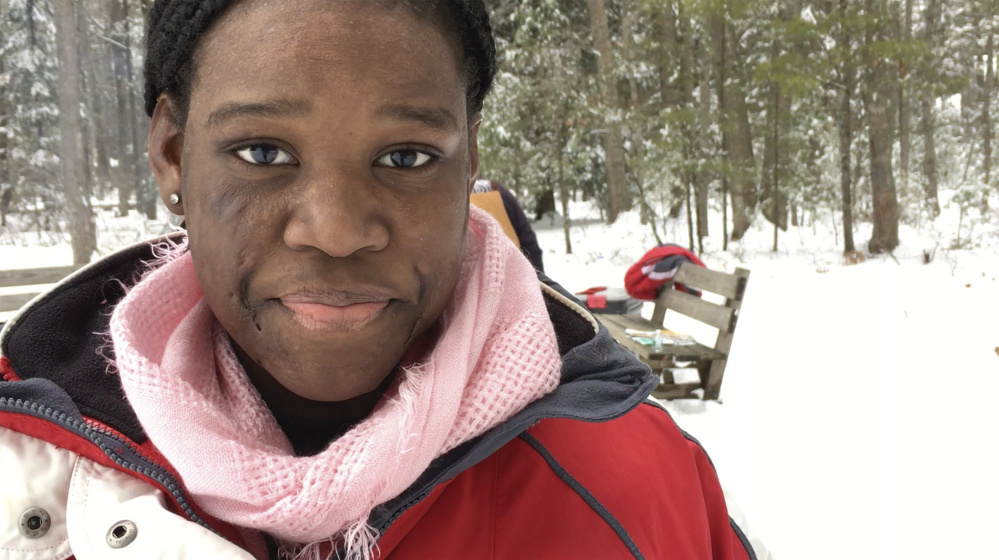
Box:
[1,427,253,560]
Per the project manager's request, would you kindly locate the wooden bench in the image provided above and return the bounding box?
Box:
[0,265,82,323]
[596,263,750,401]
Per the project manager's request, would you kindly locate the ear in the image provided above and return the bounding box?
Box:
[467,114,482,195]
[147,94,185,216]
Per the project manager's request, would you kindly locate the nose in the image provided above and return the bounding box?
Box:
[282,170,390,257]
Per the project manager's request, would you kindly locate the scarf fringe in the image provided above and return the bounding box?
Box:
[392,359,430,456]
[147,232,188,262]
[276,521,379,560]
[278,541,321,560]
[341,521,380,560]
[98,236,190,377]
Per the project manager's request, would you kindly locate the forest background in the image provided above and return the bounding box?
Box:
[0,0,997,265]
[5,3,999,557]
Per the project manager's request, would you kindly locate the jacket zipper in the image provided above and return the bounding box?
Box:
[375,490,433,533]
[0,395,219,535]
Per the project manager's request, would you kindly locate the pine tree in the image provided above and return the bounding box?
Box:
[53,0,96,263]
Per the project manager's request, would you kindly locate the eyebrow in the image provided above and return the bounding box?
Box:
[377,104,461,133]
[205,98,312,130]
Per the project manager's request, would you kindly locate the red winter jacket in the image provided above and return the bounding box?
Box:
[625,245,706,301]
[0,238,754,560]
[378,407,748,559]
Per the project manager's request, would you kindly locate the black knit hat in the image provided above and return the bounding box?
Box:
[143,0,496,121]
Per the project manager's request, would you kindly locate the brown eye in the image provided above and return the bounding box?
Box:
[236,144,293,165]
[377,149,432,168]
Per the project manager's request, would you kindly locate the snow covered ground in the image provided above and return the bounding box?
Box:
[1,191,997,560]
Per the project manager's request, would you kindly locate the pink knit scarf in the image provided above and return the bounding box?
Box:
[110,207,562,559]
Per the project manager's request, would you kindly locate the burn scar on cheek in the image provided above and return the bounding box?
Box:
[236,278,262,332]
[237,246,251,269]
[210,180,255,222]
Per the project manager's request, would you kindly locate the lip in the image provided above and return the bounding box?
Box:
[279,290,391,332]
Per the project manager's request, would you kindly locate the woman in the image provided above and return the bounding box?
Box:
[0,1,755,559]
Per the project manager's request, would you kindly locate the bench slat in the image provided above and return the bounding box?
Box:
[660,288,735,332]
[598,313,725,362]
[651,382,704,400]
[673,265,739,298]
[598,312,653,332]
[0,265,80,288]
[674,265,748,299]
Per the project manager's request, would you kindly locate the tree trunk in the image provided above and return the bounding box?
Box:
[622,6,650,228]
[91,87,113,195]
[110,0,133,216]
[839,0,856,253]
[920,0,941,216]
[121,0,156,219]
[685,165,695,251]
[79,0,112,198]
[864,0,899,254]
[696,40,711,244]
[0,55,10,228]
[620,1,661,242]
[557,121,572,255]
[763,82,789,232]
[26,0,38,47]
[728,54,757,240]
[586,0,630,223]
[75,6,93,200]
[722,177,729,250]
[54,0,96,264]
[657,3,678,111]
[984,34,994,187]
[662,2,685,220]
[920,94,940,215]
[763,2,792,233]
[675,6,696,251]
[898,0,913,198]
[770,93,780,253]
[711,13,756,241]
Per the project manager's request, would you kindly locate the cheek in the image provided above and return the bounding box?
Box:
[189,239,247,314]
[185,199,271,329]
[414,201,469,302]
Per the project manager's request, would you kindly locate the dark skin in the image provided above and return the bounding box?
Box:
[146,0,480,447]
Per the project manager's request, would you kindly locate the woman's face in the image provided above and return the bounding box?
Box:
[148,0,478,403]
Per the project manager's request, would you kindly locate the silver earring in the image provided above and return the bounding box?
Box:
[168,193,181,205]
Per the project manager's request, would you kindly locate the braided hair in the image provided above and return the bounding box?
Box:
[143,0,497,124]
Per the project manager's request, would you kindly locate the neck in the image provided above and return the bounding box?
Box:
[229,323,438,455]
[231,342,395,454]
